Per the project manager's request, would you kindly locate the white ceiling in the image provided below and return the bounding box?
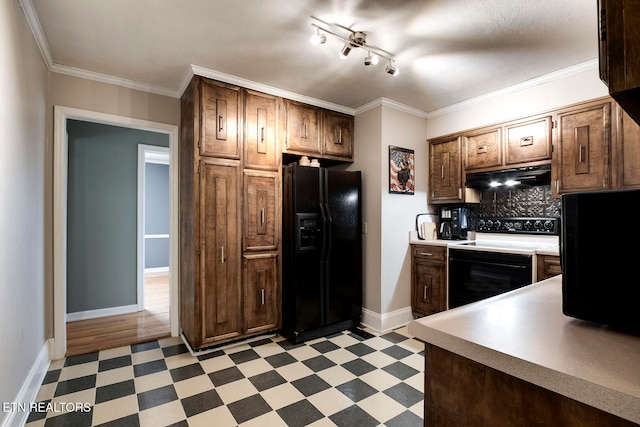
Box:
[27,0,599,115]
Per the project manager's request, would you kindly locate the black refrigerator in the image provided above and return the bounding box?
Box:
[282,164,362,343]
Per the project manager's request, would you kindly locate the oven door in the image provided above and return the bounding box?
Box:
[448,248,533,309]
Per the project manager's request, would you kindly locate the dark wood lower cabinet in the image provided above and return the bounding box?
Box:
[411,245,446,317]
[424,344,637,426]
[536,254,562,281]
[243,253,279,334]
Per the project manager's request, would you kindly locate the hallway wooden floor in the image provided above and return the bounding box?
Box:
[66,272,170,357]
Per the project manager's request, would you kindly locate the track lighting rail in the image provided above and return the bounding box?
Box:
[309,16,399,76]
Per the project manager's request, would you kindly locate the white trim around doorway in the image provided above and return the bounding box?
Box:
[53,105,179,360]
[137,144,170,312]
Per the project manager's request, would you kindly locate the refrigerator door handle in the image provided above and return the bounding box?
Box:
[324,201,333,258]
[319,201,328,260]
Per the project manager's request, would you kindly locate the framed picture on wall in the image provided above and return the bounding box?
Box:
[389,146,414,194]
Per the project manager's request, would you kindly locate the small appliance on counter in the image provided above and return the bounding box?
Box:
[438,207,469,240]
[415,213,438,240]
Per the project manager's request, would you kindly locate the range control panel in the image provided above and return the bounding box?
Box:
[475,217,560,235]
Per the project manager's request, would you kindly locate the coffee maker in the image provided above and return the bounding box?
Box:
[438,207,469,240]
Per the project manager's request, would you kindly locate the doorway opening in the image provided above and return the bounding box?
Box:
[138,145,170,331]
[53,106,179,359]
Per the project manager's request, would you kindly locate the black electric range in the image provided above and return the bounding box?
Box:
[447,217,560,308]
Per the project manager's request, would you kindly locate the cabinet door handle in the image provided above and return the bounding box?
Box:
[579,144,585,163]
[261,208,265,225]
[216,99,228,140]
[221,246,225,263]
[260,126,265,144]
[520,136,533,146]
[338,129,342,144]
[441,165,445,179]
[260,288,265,305]
[419,252,434,256]
[423,285,431,302]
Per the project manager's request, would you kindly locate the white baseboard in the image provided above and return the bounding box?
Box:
[1,340,51,427]
[361,306,414,333]
[144,266,169,275]
[67,304,139,322]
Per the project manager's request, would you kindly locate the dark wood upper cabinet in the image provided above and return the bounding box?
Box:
[613,104,640,189]
[599,0,640,126]
[552,99,612,196]
[200,80,241,159]
[504,116,552,165]
[283,100,354,162]
[463,126,502,171]
[429,136,463,203]
[243,89,279,170]
[322,110,354,160]
[462,118,551,172]
[284,100,322,155]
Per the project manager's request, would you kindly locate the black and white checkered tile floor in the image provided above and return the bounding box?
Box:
[26,326,424,426]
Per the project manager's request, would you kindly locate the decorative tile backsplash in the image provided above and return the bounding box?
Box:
[446,185,561,230]
[436,185,561,231]
[474,185,560,218]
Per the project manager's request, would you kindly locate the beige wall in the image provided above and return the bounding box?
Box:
[49,73,180,126]
[352,107,383,315]
[0,0,48,418]
[380,106,428,317]
[354,104,428,331]
[426,64,609,138]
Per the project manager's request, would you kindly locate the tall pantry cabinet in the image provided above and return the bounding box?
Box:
[180,76,281,350]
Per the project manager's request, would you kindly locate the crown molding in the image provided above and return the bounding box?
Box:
[18,0,54,69]
[189,65,356,115]
[50,63,180,98]
[426,59,599,119]
[355,97,428,118]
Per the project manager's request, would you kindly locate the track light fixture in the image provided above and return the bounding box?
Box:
[364,51,379,66]
[310,27,326,45]
[339,31,366,59]
[339,43,352,58]
[310,16,399,76]
[385,60,399,76]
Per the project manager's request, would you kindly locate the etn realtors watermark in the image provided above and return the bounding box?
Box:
[2,401,91,413]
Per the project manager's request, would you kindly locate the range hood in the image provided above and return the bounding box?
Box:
[465,164,551,189]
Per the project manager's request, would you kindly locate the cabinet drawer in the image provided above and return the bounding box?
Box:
[504,116,552,165]
[464,127,502,170]
[412,245,446,262]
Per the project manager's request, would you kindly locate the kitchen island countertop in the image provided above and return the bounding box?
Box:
[408,276,640,424]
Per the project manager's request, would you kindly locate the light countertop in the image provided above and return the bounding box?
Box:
[409,231,560,256]
[409,231,468,247]
[408,276,640,424]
